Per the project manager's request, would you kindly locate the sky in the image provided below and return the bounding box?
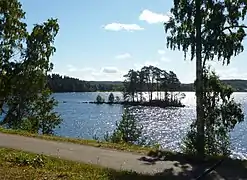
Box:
[20,0,247,83]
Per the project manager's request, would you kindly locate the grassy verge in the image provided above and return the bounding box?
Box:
[1,147,247,180]
[0,147,152,180]
[1,127,246,165]
[0,127,154,154]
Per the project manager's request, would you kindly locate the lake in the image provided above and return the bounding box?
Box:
[53,92,247,159]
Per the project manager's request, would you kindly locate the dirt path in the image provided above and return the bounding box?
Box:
[0,133,246,179]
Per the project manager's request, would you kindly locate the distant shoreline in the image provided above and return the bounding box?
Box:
[48,74,247,93]
[51,90,247,93]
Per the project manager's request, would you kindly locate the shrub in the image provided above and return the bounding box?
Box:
[96,94,105,103]
[108,93,115,104]
[183,69,244,157]
[6,153,46,168]
[105,107,146,145]
[115,96,121,102]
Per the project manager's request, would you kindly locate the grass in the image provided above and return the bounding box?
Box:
[0,147,150,180]
[0,128,247,179]
[0,127,155,155]
[1,147,247,180]
[0,127,244,163]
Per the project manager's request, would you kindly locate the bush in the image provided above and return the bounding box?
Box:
[6,153,46,168]
[105,107,146,145]
[108,93,115,104]
[96,94,105,103]
[183,69,244,157]
[115,96,121,102]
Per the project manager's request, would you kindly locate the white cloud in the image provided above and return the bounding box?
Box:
[115,53,131,59]
[139,10,170,24]
[54,66,125,81]
[101,67,119,74]
[103,23,144,31]
[158,50,166,55]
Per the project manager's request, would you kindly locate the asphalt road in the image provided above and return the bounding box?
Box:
[0,133,190,175]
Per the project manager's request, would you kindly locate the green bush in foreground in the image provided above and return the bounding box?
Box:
[183,69,244,157]
[104,107,146,146]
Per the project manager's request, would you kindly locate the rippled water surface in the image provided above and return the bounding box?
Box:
[53,92,247,159]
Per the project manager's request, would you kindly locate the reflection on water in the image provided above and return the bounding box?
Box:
[53,92,247,159]
[1,92,245,159]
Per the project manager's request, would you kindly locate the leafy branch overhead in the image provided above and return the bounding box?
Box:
[0,0,61,135]
[165,0,247,158]
[165,0,247,66]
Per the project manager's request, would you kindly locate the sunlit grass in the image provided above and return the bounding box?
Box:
[0,127,154,154]
[0,147,149,180]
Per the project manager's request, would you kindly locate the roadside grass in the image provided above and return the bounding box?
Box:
[0,127,245,164]
[0,128,247,179]
[0,127,155,154]
[1,147,247,180]
[0,147,153,180]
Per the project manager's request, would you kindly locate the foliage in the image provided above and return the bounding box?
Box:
[123,65,181,103]
[108,93,115,103]
[19,89,62,135]
[165,0,247,157]
[48,74,124,92]
[47,73,247,93]
[0,0,61,135]
[96,95,105,103]
[183,68,244,156]
[105,108,146,145]
[0,127,155,154]
[0,148,148,180]
[115,96,121,102]
[6,152,46,168]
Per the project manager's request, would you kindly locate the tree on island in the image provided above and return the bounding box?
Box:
[122,65,184,107]
[108,93,115,104]
[165,0,247,158]
[96,94,105,103]
[0,0,61,135]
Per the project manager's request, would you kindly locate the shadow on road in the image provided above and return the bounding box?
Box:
[117,154,247,180]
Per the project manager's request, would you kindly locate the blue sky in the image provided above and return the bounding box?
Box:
[20,0,247,83]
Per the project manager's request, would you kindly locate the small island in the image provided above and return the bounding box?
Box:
[90,65,186,108]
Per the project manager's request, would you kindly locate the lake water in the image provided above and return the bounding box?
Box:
[53,92,247,159]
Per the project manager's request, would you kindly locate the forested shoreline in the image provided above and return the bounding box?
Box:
[48,73,247,93]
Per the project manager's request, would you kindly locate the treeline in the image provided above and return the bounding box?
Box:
[181,80,247,92]
[47,74,247,93]
[47,74,123,92]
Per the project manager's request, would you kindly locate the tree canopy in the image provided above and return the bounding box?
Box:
[0,0,61,134]
[122,65,184,107]
[165,0,247,157]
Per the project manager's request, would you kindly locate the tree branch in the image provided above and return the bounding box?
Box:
[223,25,247,31]
[202,25,247,35]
